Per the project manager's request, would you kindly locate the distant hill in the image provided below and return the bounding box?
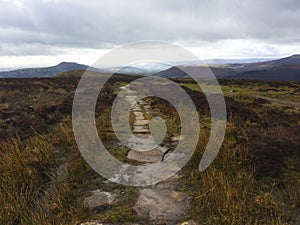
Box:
[101,62,171,76]
[0,62,162,78]
[234,54,300,71]
[227,54,300,80]
[101,66,151,76]
[203,57,277,64]
[156,54,300,81]
[56,70,109,77]
[155,66,234,79]
[0,62,101,78]
[230,64,300,81]
[1,55,300,80]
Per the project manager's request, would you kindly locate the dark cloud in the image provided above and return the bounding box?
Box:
[0,0,299,56]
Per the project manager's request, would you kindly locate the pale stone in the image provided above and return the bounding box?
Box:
[178,220,199,225]
[127,149,164,163]
[134,189,190,225]
[171,134,184,142]
[84,190,115,212]
[133,126,149,133]
[80,222,141,225]
[133,111,144,117]
[133,119,149,126]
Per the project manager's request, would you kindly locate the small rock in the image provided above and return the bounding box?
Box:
[171,135,181,142]
[178,220,199,225]
[134,189,190,225]
[79,222,141,225]
[84,190,116,213]
[143,105,151,110]
[79,222,106,225]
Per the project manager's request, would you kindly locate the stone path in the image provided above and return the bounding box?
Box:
[82,84,192,225]
[120,84,169,163]
[121,84,191,224]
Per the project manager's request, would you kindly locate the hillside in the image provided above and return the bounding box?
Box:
[227,64,300,81]
[0,62,166,78]
[0,62,100,78]
[155,65,234,78]
[241,54,300,71]
[156,54,300,80]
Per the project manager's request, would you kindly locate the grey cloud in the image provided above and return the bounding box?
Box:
[0,0,299,56]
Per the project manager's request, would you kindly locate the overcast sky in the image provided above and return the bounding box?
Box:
[0,0,300,68]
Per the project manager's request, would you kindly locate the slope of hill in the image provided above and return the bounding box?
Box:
[101,62,171,76]
[156,54,300,80]
[203,57,277,64]
[238,54,300,71]
[155,65,234,78]
[0,62,100,78]
[230,64,300,81]
[0,62,166,78]
[101,66,151,76]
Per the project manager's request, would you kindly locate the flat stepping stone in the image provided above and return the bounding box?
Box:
[127,135,156,145]
[178,220,199,225]
[143,105,151,110]
[127,149,164,162]
[133,111,145,120]
[130,144,158,151]
[135,116,145,121]
[133,111,144,117]
[125,95,136,101]
[80,222,141,225]
[134,189,190,225]
[84,190,116,213]
[79,222,114,225]
[132,104,142,111]
[129,143,168,154]
[133,126,149,133]
[128,140,159,151]
[132,108,142,112]
[134,133,151,138]
[134,119,149,126]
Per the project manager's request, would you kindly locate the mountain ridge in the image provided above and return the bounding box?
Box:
[156,54,300,80]
[1,54,300,80]
[0,62,101,78]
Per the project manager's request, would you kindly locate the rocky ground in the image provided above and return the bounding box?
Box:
[80,84,194,225]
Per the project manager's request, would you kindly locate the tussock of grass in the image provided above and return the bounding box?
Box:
[0,137,54,224]
[181,124,299,225]
[0,136,92,224]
